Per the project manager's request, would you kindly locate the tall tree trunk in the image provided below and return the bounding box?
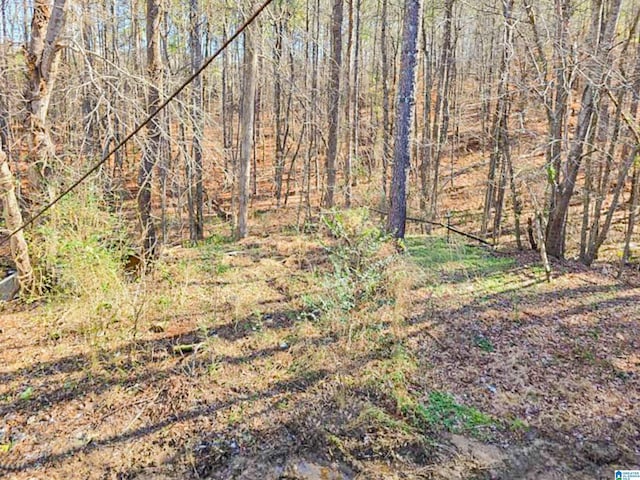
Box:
[380,0,391,203]
[343,0,353,207]
[24,0,68,199]
[582,25,640,265]
[387,0,422,238]
[188,0,204,242]
[324,0,343,208]
[138,0,163,258]
[273,7,286,206]
[483,0,519,246]
[419,6,433,228]
[236,19,257,239]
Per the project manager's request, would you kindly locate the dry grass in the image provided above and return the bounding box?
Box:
[1,179,639,479]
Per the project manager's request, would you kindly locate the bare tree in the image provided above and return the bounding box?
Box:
[138,0,163,258]
[324,0,344,208]
[380,0,391,203]
[0,136,33,293]
[236,14,258,239]
[24,0,68,199]
[187,0,204,242]
[387,0,422,238]
[545,0,623,258]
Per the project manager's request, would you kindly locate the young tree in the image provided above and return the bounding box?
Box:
[188,0,204,242]
[380,0,391,202]
[387,0,422,238]
[545,0,622,258]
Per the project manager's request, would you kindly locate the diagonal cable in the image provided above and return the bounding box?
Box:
[0,0,274,247]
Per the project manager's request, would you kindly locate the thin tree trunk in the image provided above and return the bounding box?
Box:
[380,0,390,204]
[621,164,639,268]
[343,0,355,207]
[429,0,454,224]
[273,8,286,206]
[0,138,33,293]
[189,0,204,241]
[236,19,257,239]
[545,0,622,258]
[324,0,343,208]
[138,0,163,258]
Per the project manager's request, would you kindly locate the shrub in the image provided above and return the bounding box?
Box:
[28,186,138,342]
[303,208,422,332]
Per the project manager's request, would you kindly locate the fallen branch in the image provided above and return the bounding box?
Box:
[372,208,494,247]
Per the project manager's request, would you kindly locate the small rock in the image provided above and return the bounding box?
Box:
[279,342,289,350]
[0,273,19,301]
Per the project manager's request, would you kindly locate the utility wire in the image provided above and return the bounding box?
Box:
[0,0,274,248]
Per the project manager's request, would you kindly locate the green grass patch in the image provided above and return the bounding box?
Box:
[407,391,495,436]
[473,335,495,353]
[406,236,513,280]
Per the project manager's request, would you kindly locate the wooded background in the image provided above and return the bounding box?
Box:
[1,0,639,278]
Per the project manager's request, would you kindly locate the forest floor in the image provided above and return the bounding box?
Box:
[0,207,639,479]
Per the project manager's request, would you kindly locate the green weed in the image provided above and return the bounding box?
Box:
[408,391,495,435]
[474,335,495,353]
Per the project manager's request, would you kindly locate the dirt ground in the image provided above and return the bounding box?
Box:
[0,211,638,479]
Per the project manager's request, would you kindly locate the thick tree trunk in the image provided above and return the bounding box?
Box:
[387,0,422,238]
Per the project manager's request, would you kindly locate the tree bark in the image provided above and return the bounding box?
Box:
[380,0,391,204]
[0,138,33,294]
[324,0,343,208]
[138,0,163,258]
[387,0,422,238]
[24,0,68,199]
[236,19,257,239]
[188,0,204,242]
[545,0,622,258]
[428,0,454,223]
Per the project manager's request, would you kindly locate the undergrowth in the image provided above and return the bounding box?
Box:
[302,208,419,331]
[28,186,145,346]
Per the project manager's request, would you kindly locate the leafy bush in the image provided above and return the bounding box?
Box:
[31,187,129,296]
[28,186,139,342]
[303,208,397,318]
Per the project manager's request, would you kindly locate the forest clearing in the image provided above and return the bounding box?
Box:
[1,0,640,478]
